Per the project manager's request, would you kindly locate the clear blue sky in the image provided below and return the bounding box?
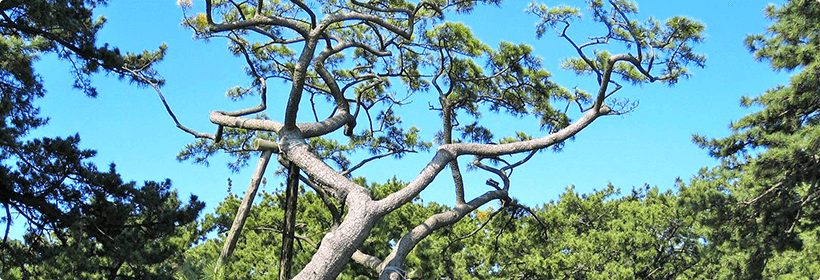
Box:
[25,0,789,237]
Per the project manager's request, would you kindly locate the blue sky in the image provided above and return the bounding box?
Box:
[24,0,790,237]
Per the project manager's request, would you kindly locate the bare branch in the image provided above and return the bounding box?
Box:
[451,159,466,205]
[209,13,310,38]
[210,110,353,138]
[320,12,411,40]
[291,0,317,28]
[220,34,268,117]
[215,150,273,274]
[449,206,504,242]
[377,189,508,279]
[128,68,217,140]
[341,151,401,176]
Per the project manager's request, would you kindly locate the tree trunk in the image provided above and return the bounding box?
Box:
[279,162,300,280]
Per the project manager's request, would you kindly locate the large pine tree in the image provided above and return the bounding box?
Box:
[0,1,204,279]
[685,0,820,278]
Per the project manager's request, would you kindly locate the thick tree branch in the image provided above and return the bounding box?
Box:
[283,38,320,129]
[376,103,609,217]
[320,12,411,40]
[210,110,354,138]
[282,140,369,203]
[207,12,310,38]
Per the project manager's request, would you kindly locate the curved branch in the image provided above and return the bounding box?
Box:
[209,13,310,38]
[376,189,508,279]
[451,106,608,157]
[376,102,610,217]
[320,12,411,40]
[3,203,10,244]
[500,150,537,173]
[220,34,268,117]
[291,0,317,29]
[129,68,218,139]
[472,158,510,191]
[341,151,401,176]
[449,206,505,243]
[513,202,549,230]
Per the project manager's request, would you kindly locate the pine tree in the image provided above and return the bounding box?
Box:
[0,1,204,279]
[685,0,820,278]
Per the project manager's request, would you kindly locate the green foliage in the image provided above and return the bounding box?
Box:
[182,179,714,280]
[529,0,706,85]
[179,178,444,279]
[3,174,204,279]
[416,185,703,279]
[166,0,711,278]
[178,124,277,173]
[1,1,201,279]
[685,0,820,278]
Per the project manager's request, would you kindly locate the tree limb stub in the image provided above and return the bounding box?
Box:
[210,110,354,139]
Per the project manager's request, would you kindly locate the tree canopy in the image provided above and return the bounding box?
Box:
[151,0,705,279]
[6,0,820,279]
[683,0,820,278]
[0,0,203,279]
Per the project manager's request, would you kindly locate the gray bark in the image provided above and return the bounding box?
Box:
[215,150,273,273]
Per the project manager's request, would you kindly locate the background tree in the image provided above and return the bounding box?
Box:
[683,0,820,278]
[181,182,706,280]
[160,0,705,279]
[0,0,204,279]
[428,185,703,279]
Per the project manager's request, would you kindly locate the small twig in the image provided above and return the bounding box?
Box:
[454,207,505,241]
[127,68,217,139]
